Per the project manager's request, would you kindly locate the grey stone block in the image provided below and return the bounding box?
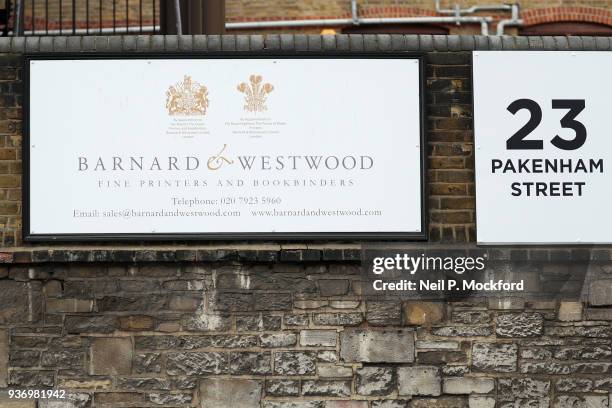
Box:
[90,337,132,375]
[542,36,556,50]
[406,35,419,50]
[121,35,136,51]
[265,379,300,397]
[230,351,271,375]
[165,35,178,51]
[166,352,227,375]
[66,36,81,52]
[468,396,496,408]
[274,351,316,375]
[221,35,236,51]
[38,37,53,52]
[489,35,502,50]
[447,35,461,51]
[11,37,25,53]
[265,34,281,50]
[367,301,401,326]
[9,370,54,387]
[302,380,351,397]
[568,36,583,50]
[294,35,308,51]
[498,378,550,401]
[199,378,262,408]
[0,281,41,324]
[355,367,396,396]
[91,36,108,51]
[193,35,208,51]
[581,36,597,50]
[589,280,612,306]
[260,333,297,348]
[363,34,377,51]
[108,36,122,51]
[420,35,434,51]
[25,37,40,53]
[300,330,337,347]
[178,35,193,51]
[349,34,364,51]
[322,35,336,51]
[207,35,221,51]
[236,35,250,51]
[318,365,352,378]
[527,36,544,49]
[340,329,414,363]
[501,36,516,50]
[474,36,489,50]
[496,313,543,337]
[313,312,363,326]
[460,35,475,50]
[443,377,495,394]
[398,366,441,396]
[308,35,322,51]
[135,35,150,51]
[433,35,448,51]
[65,315,117,334]
[554,395,608,408]
[81,36,95,51]
[134,353,162,374]
[472,342,517,372]
[150,35,164,51]
[390,34,405,51]
[39,393,91,408]
[377,34,392,51]
[337,34,350,50]
[554,36,569,50]
[596,37,610,51]
[281,34,295,50]
[0,38,10,53]
[515,36,529,50]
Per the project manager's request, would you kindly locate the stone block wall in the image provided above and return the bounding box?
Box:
[0,247,610,407]
[0,35,611,407]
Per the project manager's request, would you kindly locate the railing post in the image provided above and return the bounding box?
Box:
[202,0,224,34]
[160,0,224,35]
[14,0,25,35]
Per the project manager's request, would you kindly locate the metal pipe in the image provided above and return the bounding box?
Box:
[174,0,182,34]
[496,4,522,35]
[351,0,359,25]
[18,25,160,36]
[435,0,512,14]
[14,0,24,35]
[227,16,492,35]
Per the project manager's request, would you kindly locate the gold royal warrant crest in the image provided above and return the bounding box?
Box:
[166,75,209,116]
[237,75,274,113]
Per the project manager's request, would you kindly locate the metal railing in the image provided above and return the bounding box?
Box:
[1,0,160,36]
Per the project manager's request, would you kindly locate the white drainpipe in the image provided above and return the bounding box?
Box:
[226,0,492,35]
[227,3,493,36]
[435,0,513,15]
[226,16,492,35]
[497,4,523,35]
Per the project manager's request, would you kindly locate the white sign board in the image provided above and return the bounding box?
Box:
[474,51,610,244]
[26,56,425,240]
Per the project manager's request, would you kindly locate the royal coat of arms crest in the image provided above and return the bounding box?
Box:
[166,75,209,116]
[237,75,274,113]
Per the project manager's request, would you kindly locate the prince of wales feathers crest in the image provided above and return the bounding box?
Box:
[166,75,209,115]
[237,75,274,113]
